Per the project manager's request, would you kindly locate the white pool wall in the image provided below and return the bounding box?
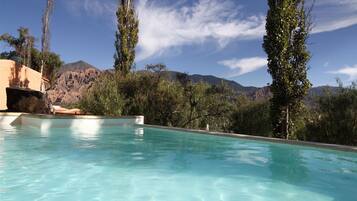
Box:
[0,113,144,129]
[0,113,22,126]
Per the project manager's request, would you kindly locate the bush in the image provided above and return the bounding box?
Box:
[304,85,357,146]
[231,99,272,136]
[79,69,357,146]
[79,68,236,132]
[80,73,125,116]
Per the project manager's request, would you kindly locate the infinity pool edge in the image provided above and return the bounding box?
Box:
[139,124,357,153]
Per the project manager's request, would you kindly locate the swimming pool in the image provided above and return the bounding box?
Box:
[0,124,356,201]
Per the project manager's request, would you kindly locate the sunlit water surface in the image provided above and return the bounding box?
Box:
[0,125,356,201]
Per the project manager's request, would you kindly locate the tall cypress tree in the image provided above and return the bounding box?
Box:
[263,0,311,139]
[114,0,139,75]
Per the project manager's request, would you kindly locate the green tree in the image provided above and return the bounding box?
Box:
[263,0,311,138]
[80,73,125,116]
[79,65,236,132]
[0,51,18,61]
[177,75,235,131]
[31,49,63,85]
[305,84,357,146]
[114,0,139,75]
[1,26,62,85]
[231,99,272,137]
[0,27,35,66]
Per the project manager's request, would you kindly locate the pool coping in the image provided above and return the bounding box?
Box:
[0,112,143,119]
[139,124,357,153]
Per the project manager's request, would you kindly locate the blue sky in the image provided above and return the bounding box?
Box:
[0,0,357,87]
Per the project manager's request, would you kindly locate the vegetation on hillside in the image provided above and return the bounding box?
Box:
[231,99,272,137]
[80,65,357,145]
[303,83,357,145]
[80,65,236,131]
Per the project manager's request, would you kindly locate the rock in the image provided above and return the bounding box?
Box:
[47,61,101,105]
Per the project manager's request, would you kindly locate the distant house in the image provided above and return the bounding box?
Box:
[0,59,48,110]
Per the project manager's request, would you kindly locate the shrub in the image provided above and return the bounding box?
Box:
[79,69,236,132]
[80,73,125,116]
[231,99,272,137]
[304,85,357,146]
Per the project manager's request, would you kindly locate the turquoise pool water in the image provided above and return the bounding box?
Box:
[0,125,356,201]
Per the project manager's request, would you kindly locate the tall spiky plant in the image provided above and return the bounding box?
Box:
[263,0,312,139]
[114,0,139,75]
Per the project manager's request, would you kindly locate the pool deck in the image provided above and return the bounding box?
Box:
[1,112,356,153]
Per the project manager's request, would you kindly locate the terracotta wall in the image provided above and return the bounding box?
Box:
[0,60,44,110]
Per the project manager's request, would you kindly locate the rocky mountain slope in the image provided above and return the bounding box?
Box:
[47,61,101,105]
[47,61,338,105]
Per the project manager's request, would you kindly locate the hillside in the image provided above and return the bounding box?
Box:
[47,61,338,105]
[165,71,258,94]
[57,60,100,73]
[47,61,102,105]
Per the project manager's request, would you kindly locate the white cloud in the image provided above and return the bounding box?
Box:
[218,57,267,77]
[64,0,265,61]
[136,0,265,60]
[63,0,357,61]
[309,0,357,33]
[65,0,116,18]
[329,65,357,81]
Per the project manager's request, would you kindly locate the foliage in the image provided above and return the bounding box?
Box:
[114,0,139,75]
[31,49,63,85]
[231,99,272,137]
[80,65,235,132]
[304,84,357,146]
[0,51,19,61]
[80,73,125,116]
[0,27,34,66]
[178,79,235,131]
[263,0,312,138]
[0,27,63,85]
[79,66,357,146]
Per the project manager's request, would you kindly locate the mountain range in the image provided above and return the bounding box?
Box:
[47,61,338,105]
